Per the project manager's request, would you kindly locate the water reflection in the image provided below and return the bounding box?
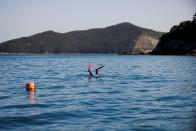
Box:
[26,92,36,104]
[88,76,92,87]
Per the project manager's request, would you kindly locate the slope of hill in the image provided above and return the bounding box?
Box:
[0,22,163,54]
[151,19,196,55]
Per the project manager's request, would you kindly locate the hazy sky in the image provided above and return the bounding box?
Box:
[0,0,195,43]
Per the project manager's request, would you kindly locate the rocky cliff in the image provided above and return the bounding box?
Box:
[0,22,163,54]
[151,19,196,55]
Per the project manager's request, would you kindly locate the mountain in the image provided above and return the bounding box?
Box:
[151,19,196,55]
[0,22,163,54]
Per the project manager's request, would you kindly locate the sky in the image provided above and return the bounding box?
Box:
[0,0,195,43]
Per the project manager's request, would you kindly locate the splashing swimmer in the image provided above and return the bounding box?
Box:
[88,64,104,77]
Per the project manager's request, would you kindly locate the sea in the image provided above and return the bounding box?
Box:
[0,54,195,131]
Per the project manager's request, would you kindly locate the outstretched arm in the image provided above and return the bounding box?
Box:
[95,66,104,75]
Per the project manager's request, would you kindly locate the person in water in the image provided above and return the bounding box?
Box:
[88,64,104,77]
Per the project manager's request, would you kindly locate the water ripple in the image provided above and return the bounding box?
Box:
[0,54,195,130]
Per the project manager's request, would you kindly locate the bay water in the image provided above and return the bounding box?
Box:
[0,54,195,130]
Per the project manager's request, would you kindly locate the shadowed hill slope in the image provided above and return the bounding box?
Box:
[0,22,163,54]
[151,19,196,55]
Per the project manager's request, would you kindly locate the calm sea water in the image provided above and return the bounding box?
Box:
[0,54,195,130]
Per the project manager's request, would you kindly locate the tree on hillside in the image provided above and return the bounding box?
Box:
[193,12,196,20]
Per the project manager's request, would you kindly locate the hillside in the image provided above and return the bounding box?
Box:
[0,22,163,54]
[151,19,196,55]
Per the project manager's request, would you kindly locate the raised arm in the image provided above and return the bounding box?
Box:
[95,66,104,75]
